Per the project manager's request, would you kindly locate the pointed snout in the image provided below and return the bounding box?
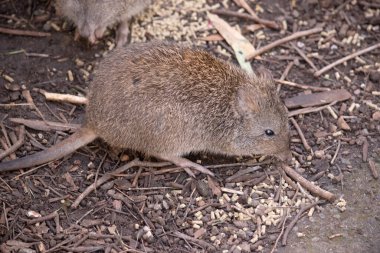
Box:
[274,149,292,163]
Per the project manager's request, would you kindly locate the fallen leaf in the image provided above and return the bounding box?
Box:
[208,13,256,74]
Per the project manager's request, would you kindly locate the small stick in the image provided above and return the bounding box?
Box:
[368,159,379,179]
[281,201,323,246]
[314,43,380,77]
[288,101,337,117]
[330,140,341,165]
[0,123,11,148]
[270,213,288,253]
[61,246,105,252]
[362,138,369,162]
[281,164,336,202]
[210,9,279,30]
[290,118,311,151]
[71,160,170,208]
[277,61,295,92]
[172,231,215,250]
[290,42,318,72]
[0,103,32,107]
[278,167,298,190]
[22,90,47,122]
[9,118,80,132]
[27,210,58,224]
[0,26,51,37]
[246,27,322,60]
[0,126,25,160]
[131,167,143,187]
[36,89,88,105]
[326,105,338,119]
[275,79,330,92]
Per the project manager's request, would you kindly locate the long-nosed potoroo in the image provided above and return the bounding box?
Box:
[0,42,291,174]
[55,0,151,46]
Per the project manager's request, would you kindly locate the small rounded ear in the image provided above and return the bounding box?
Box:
[256,66,276,88]
[236,86,259,116]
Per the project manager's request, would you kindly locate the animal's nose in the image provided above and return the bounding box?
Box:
[274,150,292,163]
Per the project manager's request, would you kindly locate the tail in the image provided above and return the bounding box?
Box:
[0,128,97,172]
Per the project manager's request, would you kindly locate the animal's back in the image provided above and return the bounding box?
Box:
[85,42,250,155]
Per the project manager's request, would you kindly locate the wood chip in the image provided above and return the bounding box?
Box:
[337,116,351,130]
[368,159,379,179]
[284,89,352,109]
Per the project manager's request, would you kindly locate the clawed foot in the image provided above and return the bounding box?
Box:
[157,155,215,177]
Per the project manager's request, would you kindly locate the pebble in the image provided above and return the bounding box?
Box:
[9,91,20,101]
[369,71,380,83]
[314,150,325,159]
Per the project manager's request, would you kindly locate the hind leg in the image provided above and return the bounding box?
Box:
[157,155,214,177]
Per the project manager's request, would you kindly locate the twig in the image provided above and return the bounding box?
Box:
[0,26,51,37]
[330,140,341,165]
[290,118,311,151]
[27,210,58,224]
[314,43,380,77]
[277,61,295,92]
[288,101,337,117]
[290,42,318,72]
[172,231,215,250]
[22,90,47,122]
[278,167,298,190]
[9,118,80,132]
[368,159,379,179]
[0,126,25,160]
[270,211,288,253]
[362,138,369,162]
[36,88,88,105]
[210,9,279,30]
[61,246,105,252]
[282,201,323,246]
[275,79,330,92]
[246,27,323,60]
[225,166,263,182]
[281,164,336,202]
[71,159,170,208]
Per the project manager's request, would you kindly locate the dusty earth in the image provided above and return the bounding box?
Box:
[0,0,379,252]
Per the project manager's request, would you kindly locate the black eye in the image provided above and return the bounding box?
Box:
[265,129,275,136]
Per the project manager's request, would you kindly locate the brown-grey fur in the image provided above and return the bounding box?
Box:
[0,42,290,173]
[55,0,151,46]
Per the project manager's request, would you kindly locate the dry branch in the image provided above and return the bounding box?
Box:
[246,27,322,60]
[281,164,336,202]
[210,9,279,30]
[0,126,25,161]
[0,26,51,37]
[290,118,311,151]
[282,201,323,245]
[9,118,80,132]
[275,79,330,92]
[314,43,380,77]
[71,160,171,208]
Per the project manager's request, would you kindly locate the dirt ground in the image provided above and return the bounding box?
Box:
[0,0,379,252]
